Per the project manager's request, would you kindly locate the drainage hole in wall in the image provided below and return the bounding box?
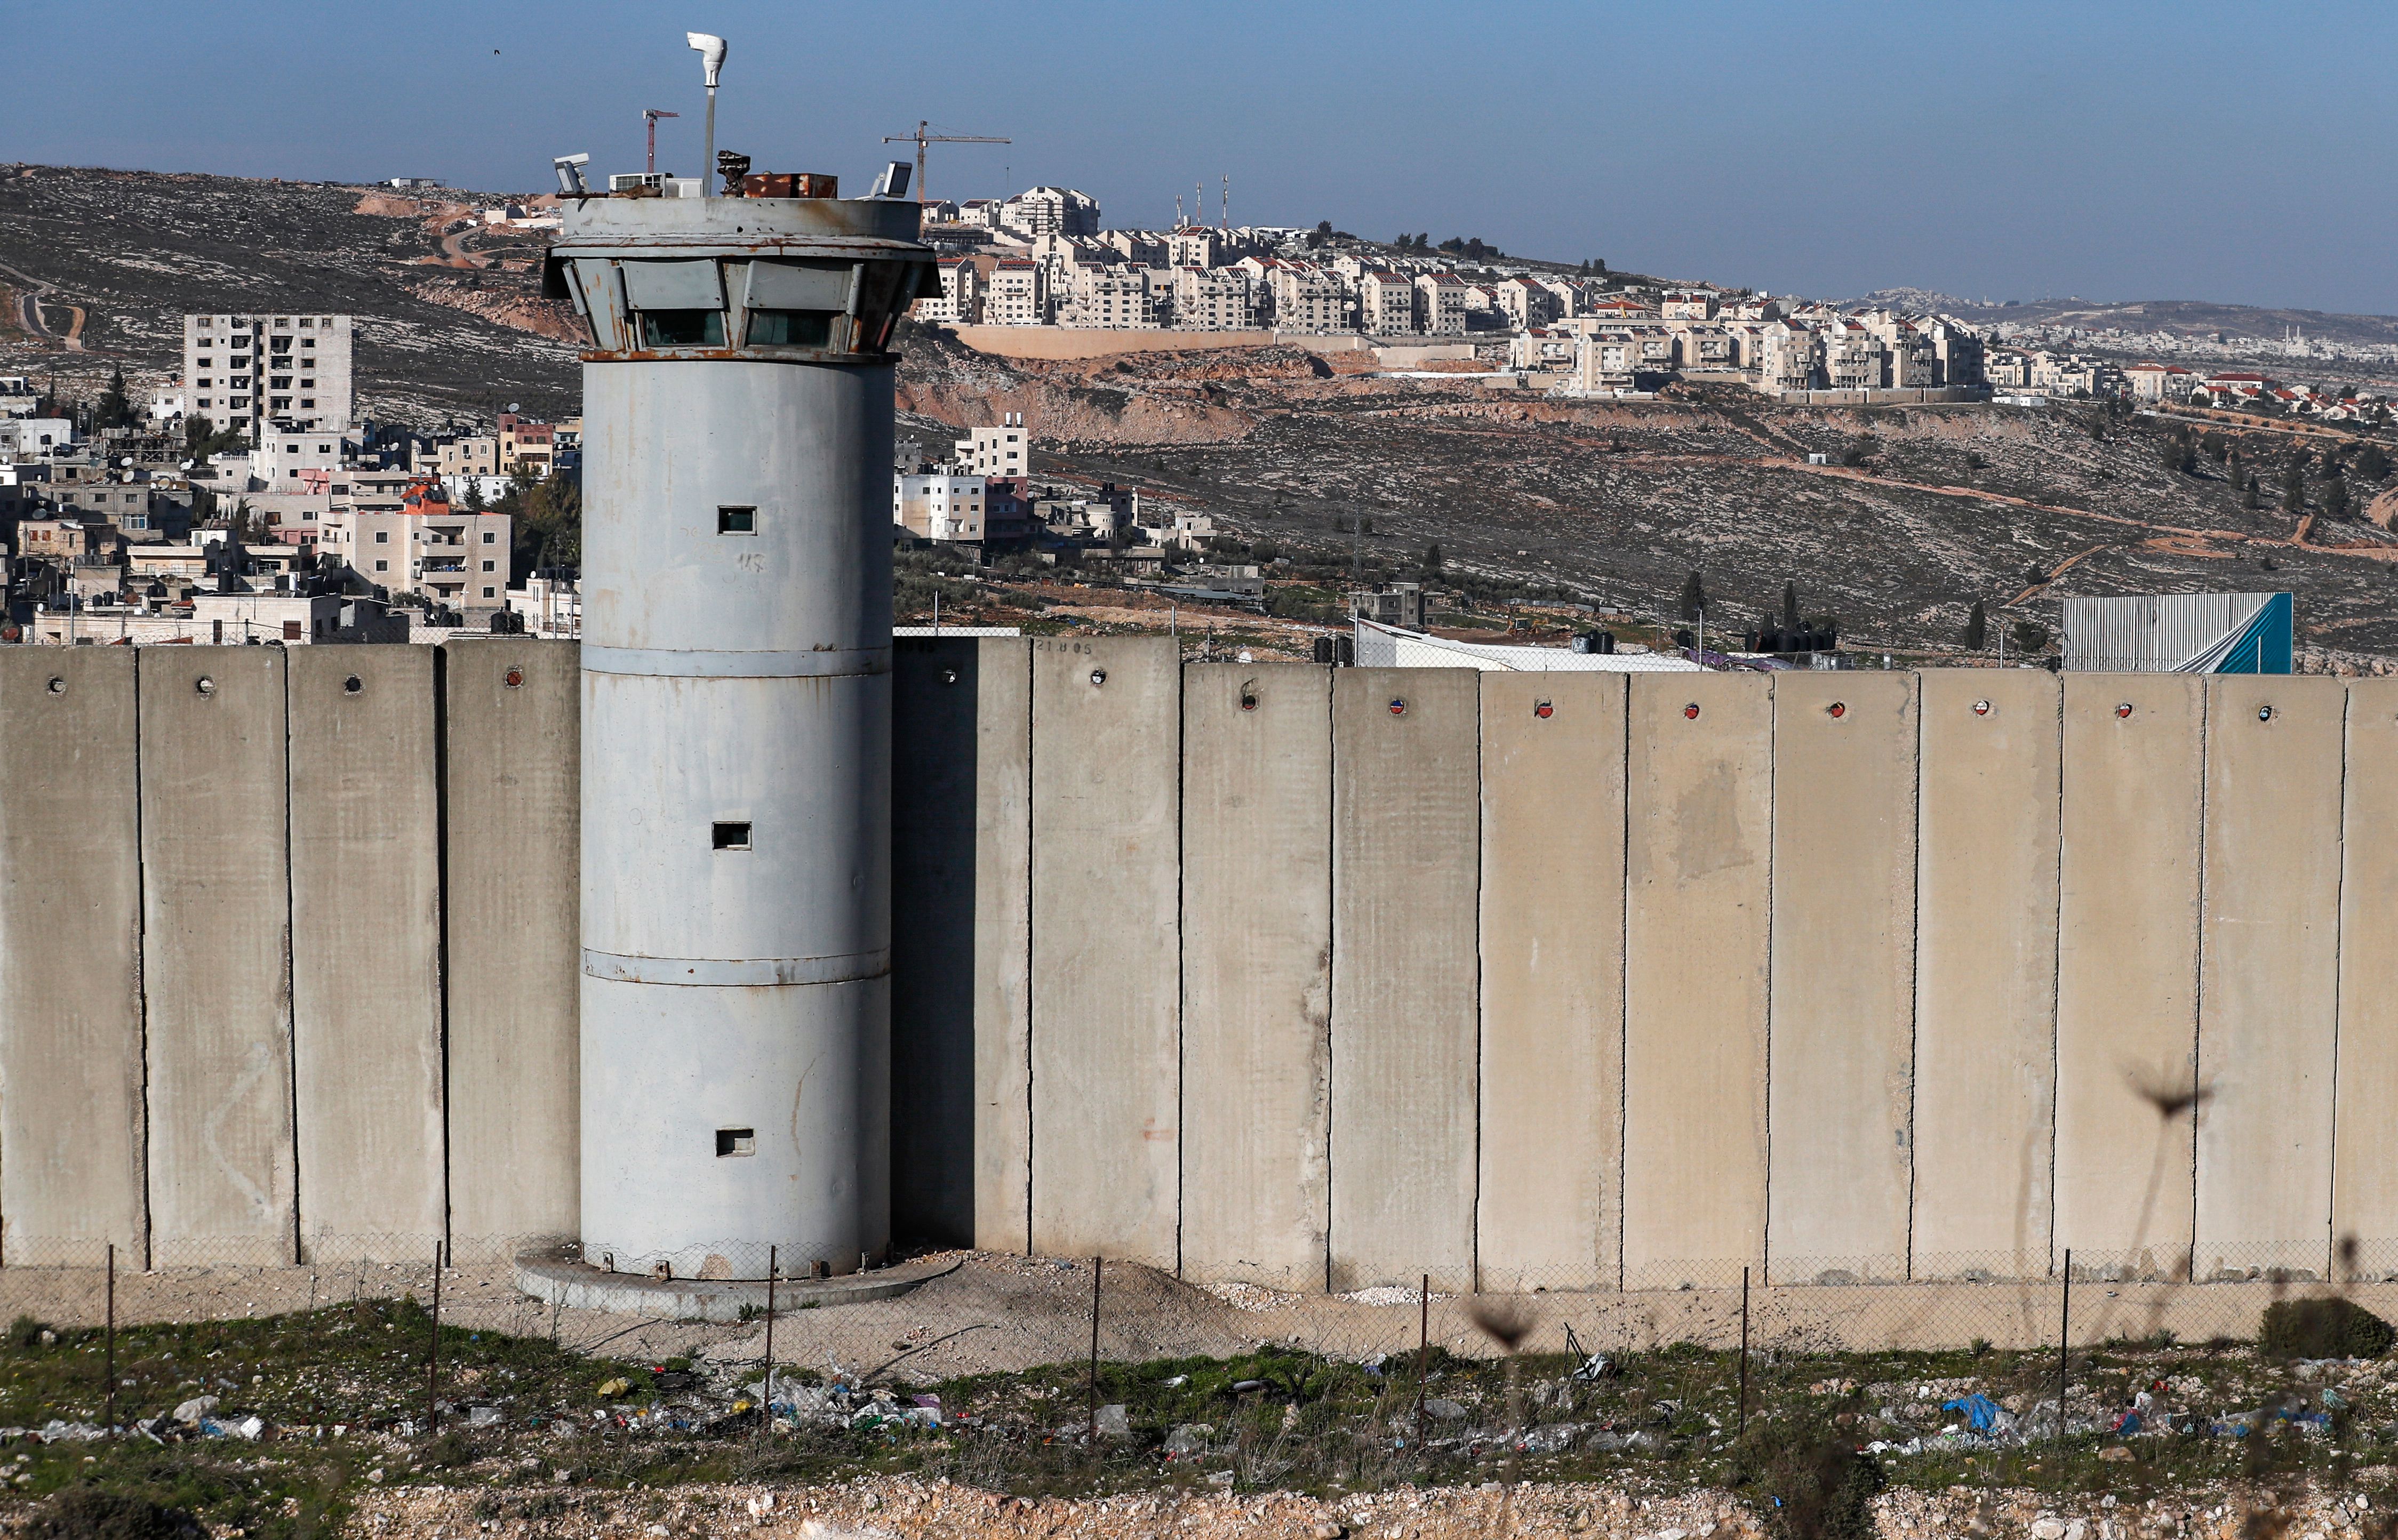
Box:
[504,667,525,689]
[195,677,215,697]
[712,821,752,851]
[715,1128,756,1158]
[343,675,363,695]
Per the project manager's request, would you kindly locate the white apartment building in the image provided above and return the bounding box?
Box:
[1758,322,1823,392]
[1538,278,1583,319]
[182,313,353,438]
[1264,262,1345,332]
[1659,290,1717,320]
[1413,272,1468,336]
[1358,271,1417,335]
[893,471,988,542]
[1168,228,1221,270]
[913,260,982,324]
[1493,277,1557,331]
[1058,266,1162,329]
[322,491,513,606]
[251,429,347,485]
[984,260,1045,325]
[955,415,1029,478]
[998,187,1100,237]
[1171,267,1253,331]
[1101,230,1169,267]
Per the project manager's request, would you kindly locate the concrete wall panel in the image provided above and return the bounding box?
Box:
[2056,673,2203,1278]
[1330,668,1480,1292]
[1623,673,1772,1290]
[1182,663,1332,1289]
[2195,676,2344,1278]
[138,647,297,1266]
[1028,636,1180,1265]
[1766,672,1918,1283]
[288,646,445,1258]
[441,642,579,1253]
[891,637,1032,1253]
[2336,681,2398,1269]
[0,650,146,1263]
[1912,670,2059,1279]
[1477,671,1624,1292]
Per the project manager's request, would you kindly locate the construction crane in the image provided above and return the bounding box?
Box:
[642,108,680,174]
[881,121,1009,205]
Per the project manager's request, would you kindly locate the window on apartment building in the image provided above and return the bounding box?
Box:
[481,560,494,572]
[482,531,496,542]
[482,586,495,599]
[374,531,389,543]
[374,559,388,572]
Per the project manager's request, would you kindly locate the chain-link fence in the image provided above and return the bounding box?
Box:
[0,1234,2391,1522]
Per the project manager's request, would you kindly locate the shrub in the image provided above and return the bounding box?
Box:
[1732,1415,1884,1540]
[25,1490,205,1540]
[2260,1297,2395,1360]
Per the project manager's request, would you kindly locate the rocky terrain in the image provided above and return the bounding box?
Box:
[10,164,2398,660]
[0,163,577,424]
[898,328,2398,660]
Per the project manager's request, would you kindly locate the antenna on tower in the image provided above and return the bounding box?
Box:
[1221,173,1229,231]
[1174,192,1184,230]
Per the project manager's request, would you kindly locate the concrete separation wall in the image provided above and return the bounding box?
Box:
[2056,674,2203,1278]
[1330,668,1480,1293]
[1766,672,1917,1283]
[1180,663,1332,1289]
[1028,636,1181,1267]
[137,647,297,1267]
[439,643,579,1254]
[946,325,1276,360]
[0,650,146,1264]
[1622,674,1772,1290]
[287,646,446,1260]
[2336,681,2398,1270]
[2194,676,2344,1278]
[1477,671,1623,1292]
[891,637,1033,1254]
[14,657,2398,1291]
[1912,671,2059,1278]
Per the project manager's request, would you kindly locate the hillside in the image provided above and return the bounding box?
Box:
[0,163,578,423]
[8,163,2398,664]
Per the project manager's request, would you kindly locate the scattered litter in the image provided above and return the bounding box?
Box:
[1424,1399,1468,1422]
[1093,1403,1131,1439]
[171,1395,219,1425]
[1164,1423,1212,1455]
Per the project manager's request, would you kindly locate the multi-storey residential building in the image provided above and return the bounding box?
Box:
[1101,230,1169,268]
[914,259,984,324]
[182,313,353,438]
[1358,271,1417,335]
[1058,266,1163,329]
[954,415,1029,478]
[253,428,346,485]
[2123,362,2196,402]
[1923,319,1986,389]
[1538,277,1583,320]
[498,413,556,475]
[1673,324,1741,373]
[1820,319,1882,390]
[984,260,1045,325]
[893,470,987,542]
[1258,261,1345,332]
[1171,267,1253,330]
[998,187,1100,237]
[1659,290,1717,320]
[1492,277,1557,331]
[320,478,513,606]
[1168,227,1221,270]
[1758,321,1824,392]
[1413,272,1468,336]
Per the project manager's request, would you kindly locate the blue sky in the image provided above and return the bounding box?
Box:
[14,1,2397,314]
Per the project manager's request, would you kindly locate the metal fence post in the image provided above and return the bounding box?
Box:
[1086,1256,1102,1443]
[427,1240,444,1434]
[762,1243,777,1422]
[104,1244,117,1430]
[1413,1273,1432,1447]
[1737,1264,1749,1439]
[2055,1247,2072,1476]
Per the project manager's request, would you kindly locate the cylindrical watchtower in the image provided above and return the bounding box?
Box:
[545,185,934,1279]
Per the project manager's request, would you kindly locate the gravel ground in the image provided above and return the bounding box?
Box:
[262,1471,2393,1540]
